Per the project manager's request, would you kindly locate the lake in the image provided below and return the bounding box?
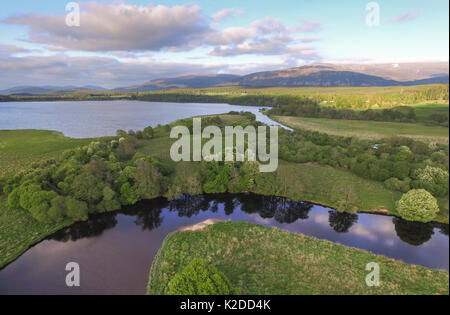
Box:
[0,100,288,138]
[0,194,447,295]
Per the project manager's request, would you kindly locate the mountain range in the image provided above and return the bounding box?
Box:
[1,63,448,95]
[0,85,107,95]
[113,74,240,92]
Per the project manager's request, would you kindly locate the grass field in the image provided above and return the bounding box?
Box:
[0,195,73,269]
[396,103,449,119]
[0,130,95,177]
[272,115,449,144]
[147,221,449,295]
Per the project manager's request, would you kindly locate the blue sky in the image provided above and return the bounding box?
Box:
[0,0,448,88]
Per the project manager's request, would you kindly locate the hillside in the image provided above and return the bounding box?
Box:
[2,63,448,95]
[114,74,240,92]
[0,85,107,95]
[235,63,449,87]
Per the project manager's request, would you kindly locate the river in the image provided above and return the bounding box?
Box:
[0,194,447,294]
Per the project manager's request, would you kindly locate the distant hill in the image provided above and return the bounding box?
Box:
[114,74,241,92]
[234,63,449,87]
[0,85,107,95]
[2,63,448,95]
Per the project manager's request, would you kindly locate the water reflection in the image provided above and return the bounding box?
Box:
[45,194,446,250]
[439,224,449,236]
[48,212,118,242]
[168,195,215,217]
[237,195,313,223]
[393,218,435,246]
[0,193,448,294]
[328,211,358,233]
[124,198,167,231]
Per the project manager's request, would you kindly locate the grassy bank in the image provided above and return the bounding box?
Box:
[271,115,449,144]
[148,221,449,295]
[0,131,94,268]
[0,130,95,177]
[0,195,73,269]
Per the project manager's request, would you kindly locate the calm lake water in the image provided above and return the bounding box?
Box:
[0,100,287,138]
[0,194,448,295]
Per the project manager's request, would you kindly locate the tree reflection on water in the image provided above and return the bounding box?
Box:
[46,194,447,248]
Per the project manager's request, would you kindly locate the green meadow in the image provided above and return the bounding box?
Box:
[148,221,449,295]
[397,103,449,119]
[272,115,449,144]
[0,130,96,178]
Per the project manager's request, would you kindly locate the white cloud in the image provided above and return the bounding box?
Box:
[212,8,244,22]
[292,19,322,32]
[0,44,35,55]
[0,53,298,89]
[5,3,212,52]
[3,3,322,61]
[299,37,321,43]
[0,3,326,88]
[207,17,322,60]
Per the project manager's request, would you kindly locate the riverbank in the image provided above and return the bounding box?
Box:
[0,195,74,269]
[147,220,449,295]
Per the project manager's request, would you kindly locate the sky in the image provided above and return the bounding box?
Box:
[0,0,448,89]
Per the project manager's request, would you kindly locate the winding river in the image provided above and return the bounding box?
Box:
[0,101,448,294]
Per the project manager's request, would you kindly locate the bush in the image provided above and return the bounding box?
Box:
[116,129,127,137]
[65,197,89,221]
[143,126,154,139]
[413,166,449,197]
[120,182,139,205]
[384,177,411,193]
[396,189,439,223]
[48,196,66,222]
[166,258,236,295]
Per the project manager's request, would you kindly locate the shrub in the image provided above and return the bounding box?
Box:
[413,166,449,197]
[143,126,154,139]
[166,258,236,295]
[116,136,138,160]
[384,177,411,193]
[396,189,439,223]
[48,196,67,222]
[120,182,139,205]
[65,197,89,221]
[201,162,230,194]
[135,130,143,139]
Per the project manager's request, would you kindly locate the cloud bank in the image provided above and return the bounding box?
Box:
[0,2,325,88]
